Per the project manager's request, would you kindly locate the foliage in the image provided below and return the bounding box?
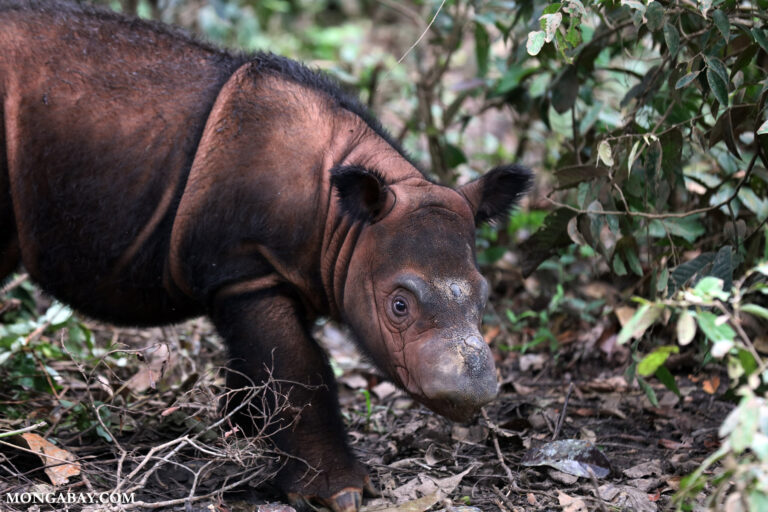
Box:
[617,262,768,509]
[0,275,123,438]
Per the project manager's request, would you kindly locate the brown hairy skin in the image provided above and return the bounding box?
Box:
[0,2,532,510]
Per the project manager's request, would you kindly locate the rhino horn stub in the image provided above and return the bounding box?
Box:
[415,333,498,422]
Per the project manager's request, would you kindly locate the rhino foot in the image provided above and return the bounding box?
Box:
[279,459,377,512]
[285,473,378,512]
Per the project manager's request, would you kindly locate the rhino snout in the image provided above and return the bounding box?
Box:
[417,335,498,422]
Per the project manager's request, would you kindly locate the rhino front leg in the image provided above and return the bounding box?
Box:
[211,284,367,512]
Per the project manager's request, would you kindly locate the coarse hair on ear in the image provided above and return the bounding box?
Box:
[458,164,533,225]
[330,165,393,223]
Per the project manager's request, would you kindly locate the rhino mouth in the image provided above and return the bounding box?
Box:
[399,334,498,422]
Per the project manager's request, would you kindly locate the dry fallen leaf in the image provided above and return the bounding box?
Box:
[20,433,80,485]
[257,505,297,512]
[557,491,588,512]
[702,376,720,394]
[614,306,636,327]
[596,484,657,512]
[623,460,663,479]
[372,381,397,400]
[521,439,612,479]
[362,467,474,511]
[483,325,500,344]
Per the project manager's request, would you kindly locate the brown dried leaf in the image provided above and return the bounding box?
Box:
[702,376,720,394]
[623,460,663,479]
[20,433,80,486]
[257,505,297,512]
[483,325,500,344]
[557,491,589,512]
[595,484,657,512]
[615,306,636,327]
[372,382,397,400]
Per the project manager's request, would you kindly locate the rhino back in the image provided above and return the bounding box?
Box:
[0,0,244,323]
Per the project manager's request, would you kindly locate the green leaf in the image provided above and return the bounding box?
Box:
[706,66,729,108]
[711,339,734,358]
[739,187,768,221]
[710,246,733,292]
[542,3,562,15]
[43,303,73,327]
[493,65,538,95]
[554,165,609,188]
[712,10,730,41]
[628,140,641,174]
[737,348,758,376]
[565,24,581,47]
[670,252,715,292]
[758,119,768,135]
[731,398,759,454]
[541,12,562,43]
[621,0,646,15]
[551,66,578,114]
[474,23,490,78]
[527,30,546,56]
[656,267,669,293]
[638,345,679,376]
[677,310,696,346]
[648,217,705,243]
[704,56,728,85]
[637,376,659,407]
[597,140,614,166]
[617,304,663,344]
[518,208,577,276]
[693,276,729,300]
[655,365,680,396]
[696,310,736,344]
[613,255,628,276]
[675,70,700,89]
[697,0,713,17]
[645,1,664,32]
[731,44,758,77]
[741,303,768,320]
[564,0,587,18]
[752,28,768,54]
[444,143,468,168]
[663,22,680,56]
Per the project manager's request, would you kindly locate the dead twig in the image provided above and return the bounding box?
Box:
[552,382,574,441]
[0,421,47,439]
[482,409,514,486]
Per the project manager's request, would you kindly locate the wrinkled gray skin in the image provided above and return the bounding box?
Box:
[342,181,498,422]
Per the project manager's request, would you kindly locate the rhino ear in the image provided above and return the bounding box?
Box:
[458,164,533,225]
[330,165,393,223]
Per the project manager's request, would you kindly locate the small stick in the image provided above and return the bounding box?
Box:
[0,421,47,439]
[482,409,515,485]
[552,382,574,441]
[0,273,29,296]
[586,467,610,512]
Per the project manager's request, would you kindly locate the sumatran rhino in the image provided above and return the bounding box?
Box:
[0,1,532,510]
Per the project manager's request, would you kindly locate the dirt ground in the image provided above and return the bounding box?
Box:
[0,278,732,512]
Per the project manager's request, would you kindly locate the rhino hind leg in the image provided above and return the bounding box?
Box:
[211,284,368,512]
[0,109,20,283]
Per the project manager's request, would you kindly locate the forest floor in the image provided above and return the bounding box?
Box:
[0,269,731,512]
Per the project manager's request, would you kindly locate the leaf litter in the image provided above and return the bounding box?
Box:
[0,282,734,511]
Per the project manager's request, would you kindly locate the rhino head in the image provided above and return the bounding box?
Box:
[332,164,532,421]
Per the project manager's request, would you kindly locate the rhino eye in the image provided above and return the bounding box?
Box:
[392,297,409,316]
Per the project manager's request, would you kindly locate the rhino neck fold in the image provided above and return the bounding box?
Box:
[320,211,362,320]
